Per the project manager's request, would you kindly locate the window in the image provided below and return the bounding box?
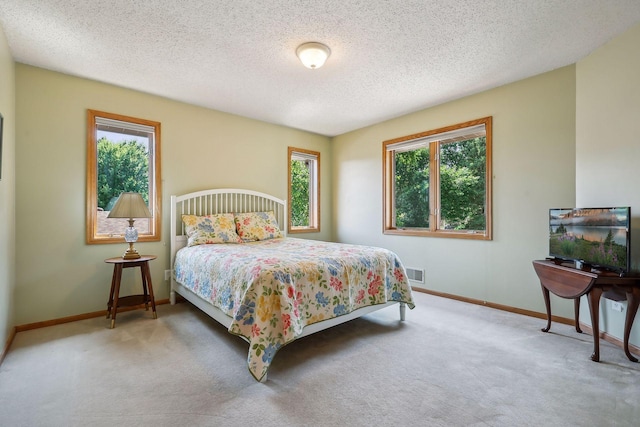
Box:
[383,116,492,240]
[86,110,162,244]
[288,147,320,233]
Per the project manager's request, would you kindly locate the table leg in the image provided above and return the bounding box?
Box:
[110,264,123,329]
[574,297,582,333]
[623,287,640,363]
[541,284,552,332]
[142,262,157,319]
[107,264,118,319]
[587,287,603,362]
[140,264,149,311]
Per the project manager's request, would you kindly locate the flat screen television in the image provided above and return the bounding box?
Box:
[549,207,631,274]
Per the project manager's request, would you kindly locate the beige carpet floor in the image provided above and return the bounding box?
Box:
[1,291,639,426]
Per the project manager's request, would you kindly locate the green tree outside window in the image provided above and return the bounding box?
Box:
[97,138,149,210]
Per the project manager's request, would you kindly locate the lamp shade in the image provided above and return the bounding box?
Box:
[107,192,152,219]
[296,42,331,69]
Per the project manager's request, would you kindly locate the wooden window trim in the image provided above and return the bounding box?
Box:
[86,109,162,244]
[288,146,320,234]
[383,116,492,240]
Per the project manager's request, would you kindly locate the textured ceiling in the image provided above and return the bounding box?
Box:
[1,1,640,136]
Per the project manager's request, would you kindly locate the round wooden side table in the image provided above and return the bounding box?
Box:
[104,255,158,328]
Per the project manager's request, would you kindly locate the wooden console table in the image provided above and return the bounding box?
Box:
[532,259,640,363]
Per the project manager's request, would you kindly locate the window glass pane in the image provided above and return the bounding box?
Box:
[394,147,429,228]
[291,158,311,227]
[438,137,486,231]
[96,127,152,236]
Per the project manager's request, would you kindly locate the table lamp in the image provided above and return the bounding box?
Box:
[107,192,152,259]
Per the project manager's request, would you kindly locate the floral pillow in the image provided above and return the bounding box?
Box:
[234,211,283,241]
[182,213,242,246]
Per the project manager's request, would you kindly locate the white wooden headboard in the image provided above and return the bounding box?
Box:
[170,188,287,266]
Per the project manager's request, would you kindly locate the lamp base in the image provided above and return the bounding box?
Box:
[122,251,141,260]
[122,242,141,259]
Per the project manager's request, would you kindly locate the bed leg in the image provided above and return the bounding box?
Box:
[170,289,176,305]
[399,302,406,321]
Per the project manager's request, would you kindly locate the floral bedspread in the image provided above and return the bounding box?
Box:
[174,237,415,381]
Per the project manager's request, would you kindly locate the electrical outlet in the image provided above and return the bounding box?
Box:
[164,270,172,281]
[611,301,624,312]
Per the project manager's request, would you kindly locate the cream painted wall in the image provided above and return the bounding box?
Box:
[15,64,331,325]
[576,23,640,346]
[332,66,577,318]
[0,24,16,352]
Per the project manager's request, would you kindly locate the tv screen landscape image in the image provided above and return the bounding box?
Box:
[549,207,630,273]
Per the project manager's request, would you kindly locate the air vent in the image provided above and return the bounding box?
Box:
[405,267,424,283]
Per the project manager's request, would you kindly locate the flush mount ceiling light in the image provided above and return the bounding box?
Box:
[296,42,331,69]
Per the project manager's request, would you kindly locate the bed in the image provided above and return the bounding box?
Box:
[170,188,415,381]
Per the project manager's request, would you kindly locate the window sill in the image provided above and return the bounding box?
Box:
[383,228,491,240]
